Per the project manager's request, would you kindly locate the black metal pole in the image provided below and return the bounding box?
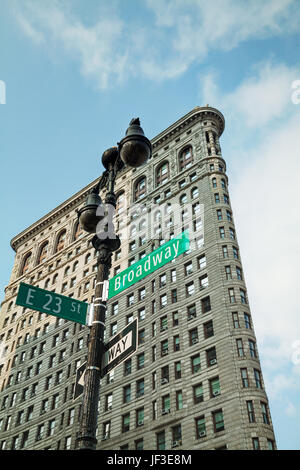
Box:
[76,162,118,450]
[76,242,112,450]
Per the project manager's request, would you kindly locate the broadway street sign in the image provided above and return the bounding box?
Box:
[16,282,88,325]
[108,231,189,299]
[101,319,137,377]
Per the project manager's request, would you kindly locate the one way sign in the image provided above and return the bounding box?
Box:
[101,319,137,378]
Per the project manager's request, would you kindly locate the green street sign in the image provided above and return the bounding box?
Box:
[108,231,189,299]
[16,282,88,325]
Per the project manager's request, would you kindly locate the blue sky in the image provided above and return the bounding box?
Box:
[1,0,300,450]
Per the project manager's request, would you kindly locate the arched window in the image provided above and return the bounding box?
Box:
[156,161,169,187]
[37,242,48,265]
[56,230,66,253]
[74,221,83,241]
[21,252,32,275]
[179,146,193,171]
[134,177,146,201]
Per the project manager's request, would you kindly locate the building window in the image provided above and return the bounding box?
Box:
[198,254,206,269]
[105,393,113,411]
[38,242,48,264]
[199,274,208,289]
[219,227,225,238]
[217,209,222,220]
[254,369,262,389]
[137,353,144,370]
[136,408,144,427]
[222,245,228,258]
[236,266,242,280]
[184,262,193,276]
[174,361,181,379]
[160,294,167,308]
[124,359,131,376]
[156,162,169,187]
[122,414,130,433]
[191,187,199,199]
[236,339,244,357]
[21,252,32,275]
[201,296,211,313]
[156,431,165,450]
[240,289,247,304]
[261,402,270,424]
[267,439,275,450]
[212,409,225,433]
[241,368,249,388]
[244,313,251,329]
[191,354,201,373]
[195,416,206,438]
[252,438,260,450]
[187,303,196,320]
[123,385,131,404]
[189,328,198,346]
[179,146,193,171]
[246,401,255,423]
[206,347,217,366]
[186,282,195,297]
[134,177,146,201]
[56,230,66,253]
[203,320,214,339]
[138,329,145,345]
[228,288,236,303]
[127,293,134,307]
[225,265,232,280]
[162,394,170,414]
[210,377,220,397]
[74,221,83,240]
[249,339,257,358]
[233,246,239,259]
[193,383,203,404]
[176,390,183,410]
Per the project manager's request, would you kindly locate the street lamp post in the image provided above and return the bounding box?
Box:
[76,119,151,450]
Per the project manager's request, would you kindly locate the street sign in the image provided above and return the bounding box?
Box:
[73,361,87,401]
[16,282,89,325]
[108,231,189,299]
[101,319,138,377]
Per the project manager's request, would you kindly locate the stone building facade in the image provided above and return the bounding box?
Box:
[0,106,276,450]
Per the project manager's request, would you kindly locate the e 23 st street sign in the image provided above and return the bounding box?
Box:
[16,282,88,325]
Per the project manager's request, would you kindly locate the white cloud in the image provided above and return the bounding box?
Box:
[202,61,299,128]
[11,0,300,89]
[199,60,300,390]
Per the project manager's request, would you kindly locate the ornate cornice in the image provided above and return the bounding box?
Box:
[151,106,225,151]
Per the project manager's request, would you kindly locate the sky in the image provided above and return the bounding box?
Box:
[1,0,300,450]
